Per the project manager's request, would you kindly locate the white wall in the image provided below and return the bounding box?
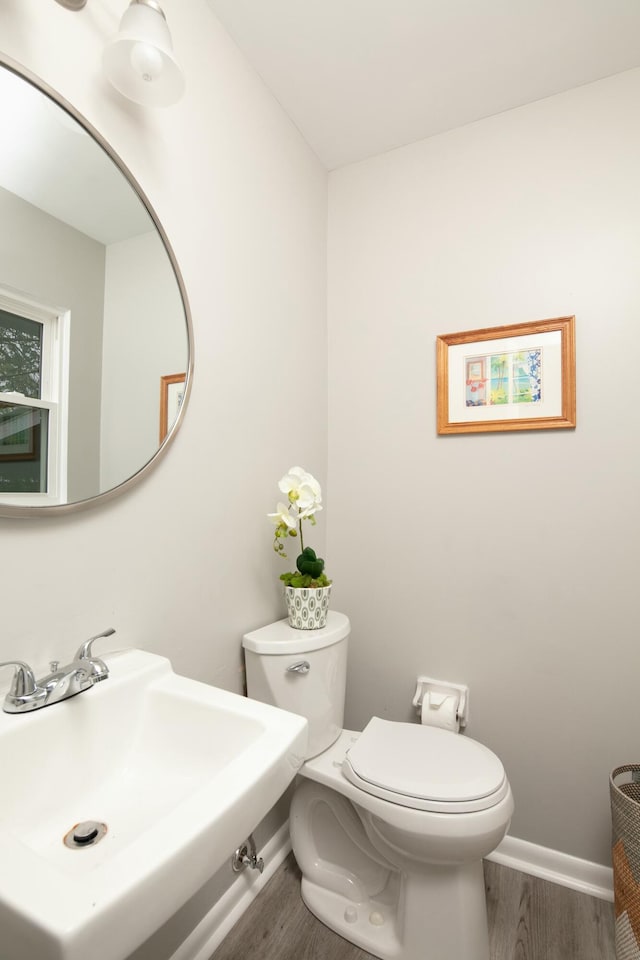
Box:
[328,68,640,868]
[0,2,326,947]
[101,230,187,491]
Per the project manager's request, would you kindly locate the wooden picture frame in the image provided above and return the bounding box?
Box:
[436,316,576,435]
[159,373,186,443]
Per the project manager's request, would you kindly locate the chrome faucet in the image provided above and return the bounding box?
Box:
[0,628,114,714]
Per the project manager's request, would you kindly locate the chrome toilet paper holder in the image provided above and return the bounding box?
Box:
[412,676,469,729]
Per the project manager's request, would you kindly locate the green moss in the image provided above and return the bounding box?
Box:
[280,570,332,589]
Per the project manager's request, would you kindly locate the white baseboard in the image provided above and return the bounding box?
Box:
[487,834,614,903]
[170,824,613,960]
[169,822,292,960]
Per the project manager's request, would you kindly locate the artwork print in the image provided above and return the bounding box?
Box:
[435,316,576,435]
[465,349,542,407]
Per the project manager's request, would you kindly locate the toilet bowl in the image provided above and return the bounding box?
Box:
[242,613,513,960]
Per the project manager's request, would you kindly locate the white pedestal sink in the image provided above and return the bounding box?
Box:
[0,648,308,960]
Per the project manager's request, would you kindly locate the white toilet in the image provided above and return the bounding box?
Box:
[242,612,513,960]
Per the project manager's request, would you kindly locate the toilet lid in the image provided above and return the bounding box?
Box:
[342,717,508,813]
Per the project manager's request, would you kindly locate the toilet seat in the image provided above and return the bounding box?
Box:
[342,717,508,814]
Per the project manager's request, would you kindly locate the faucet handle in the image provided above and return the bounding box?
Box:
[0,661,38,698]
[74,627,116,661]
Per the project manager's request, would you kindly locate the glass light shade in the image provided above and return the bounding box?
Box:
[103,1,185,108]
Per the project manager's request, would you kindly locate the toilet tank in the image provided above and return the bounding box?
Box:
[242,611,350,759]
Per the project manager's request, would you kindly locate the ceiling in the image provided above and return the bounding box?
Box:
[207,0,640,169]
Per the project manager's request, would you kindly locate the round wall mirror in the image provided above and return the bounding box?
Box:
[0,56,192,516]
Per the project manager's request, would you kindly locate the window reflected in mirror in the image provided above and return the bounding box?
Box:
[0,309,43,395]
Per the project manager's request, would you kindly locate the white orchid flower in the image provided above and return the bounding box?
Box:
[268,501,299,557]
[299,502,322,521]
[267,501,298,530]
[279,466,322,516]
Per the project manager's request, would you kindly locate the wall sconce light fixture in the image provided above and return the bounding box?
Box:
[55,0,185,108]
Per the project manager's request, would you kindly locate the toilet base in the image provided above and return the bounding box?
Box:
[301,873,402,958]
[300,859,490,960]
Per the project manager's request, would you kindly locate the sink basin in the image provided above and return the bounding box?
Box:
[0,648,308,960]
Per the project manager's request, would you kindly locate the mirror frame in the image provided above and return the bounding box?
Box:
[0,52,194,518]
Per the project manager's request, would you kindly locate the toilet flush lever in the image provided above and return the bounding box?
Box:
[287,660,310,675]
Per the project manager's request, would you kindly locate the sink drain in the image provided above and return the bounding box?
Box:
[63,820,107,849]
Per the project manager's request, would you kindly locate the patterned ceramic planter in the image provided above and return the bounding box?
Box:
[284,585,331,630]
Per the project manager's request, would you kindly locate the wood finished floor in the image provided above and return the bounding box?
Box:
[212,854,615,960]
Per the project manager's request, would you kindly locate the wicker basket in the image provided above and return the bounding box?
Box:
[611,765,640,958]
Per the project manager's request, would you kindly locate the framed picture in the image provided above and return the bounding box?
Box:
[0,405,38,461]
[436,316,576,435]
[159,373,186,442]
